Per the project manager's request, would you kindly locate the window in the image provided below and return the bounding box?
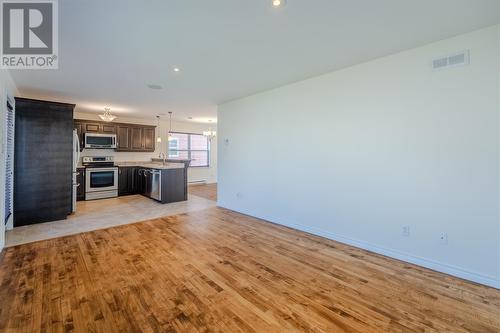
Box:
[168,132,210,167]
[168,137,179,158]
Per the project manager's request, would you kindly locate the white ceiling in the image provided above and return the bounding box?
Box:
[10,0,500,123]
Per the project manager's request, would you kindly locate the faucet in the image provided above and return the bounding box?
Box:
[159,152,167,165]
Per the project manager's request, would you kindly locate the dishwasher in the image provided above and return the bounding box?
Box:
[150,169,162,201]
[140,169,162,201]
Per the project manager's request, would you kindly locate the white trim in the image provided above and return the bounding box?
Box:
[4,94,14,231]
[217,204,500,290]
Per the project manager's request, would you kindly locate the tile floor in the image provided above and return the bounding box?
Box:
[6,193,216,247]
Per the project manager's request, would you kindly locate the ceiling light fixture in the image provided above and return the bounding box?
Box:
[168,111,175,141]
[173,67,180,72]
[272,0,285,7]
[147,84,163,90]
[99,107,117,122]
[203,128,216,142]
[156,115,162,143]
[203,121,216,142]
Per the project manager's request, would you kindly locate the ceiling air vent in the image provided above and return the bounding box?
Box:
[432,50,470,70]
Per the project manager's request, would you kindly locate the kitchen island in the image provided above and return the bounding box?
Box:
[116,161,188,204]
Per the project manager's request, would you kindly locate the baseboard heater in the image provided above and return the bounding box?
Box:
[188,180,207,185]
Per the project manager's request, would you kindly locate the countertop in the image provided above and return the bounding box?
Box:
[77,161,185,170]
[116,162,185,169]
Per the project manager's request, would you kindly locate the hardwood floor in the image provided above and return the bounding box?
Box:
[188,183,217,201]
[5,194,216,247]
[0,207,499,333]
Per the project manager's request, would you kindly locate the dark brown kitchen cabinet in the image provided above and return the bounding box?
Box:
[118,167,129,195]
[76,167,85,201]
[135,167,187,204]
[84,122,101,132]
[143,127,155,150]
[15,98,75,227]
[118,166,137,196]
[129,126,155,152]
[130,127,144,150]
[74,122,83,137]
[74,119,155,152]
[83,122,115,134]
[116,125,131,150]
[102,124,116,133]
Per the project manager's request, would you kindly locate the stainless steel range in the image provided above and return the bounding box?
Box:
[82,156,118,200]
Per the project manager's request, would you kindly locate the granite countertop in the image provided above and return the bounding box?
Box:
[115,161,185,169]
[78,161,185,169]
[113,161,150,167]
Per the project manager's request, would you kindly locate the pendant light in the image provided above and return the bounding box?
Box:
[168,111,174,141]
[99,107,117,122]
[156,115,162,143]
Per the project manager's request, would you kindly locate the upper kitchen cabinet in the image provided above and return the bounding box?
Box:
[75,120,116,135]
[119,125,155,152]
[102,124,117,133]
[74,119,155,152]
[129,126,155,152]
[130,126,143,150]
[83,122,101,133]
[143,127,155,151]
[116,125,131,150]
[15,98,75,227]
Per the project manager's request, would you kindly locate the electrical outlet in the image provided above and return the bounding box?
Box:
[439,233,448,245]
[236,192,242,199]
[402,226,410,237]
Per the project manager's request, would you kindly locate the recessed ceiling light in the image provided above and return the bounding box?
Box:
[173,67,180,72]
[147,84,162,90]
[272,0,285,7]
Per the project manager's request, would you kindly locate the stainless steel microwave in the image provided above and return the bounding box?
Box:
[84,133,117,149]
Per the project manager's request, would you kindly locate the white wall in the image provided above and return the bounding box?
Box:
[218,25,500,288]
[75,112,217,183]
[0,70,18,252]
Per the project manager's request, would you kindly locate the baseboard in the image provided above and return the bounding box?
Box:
[218,204,500,290]
[188,180,217,185]
[188,180,207,185]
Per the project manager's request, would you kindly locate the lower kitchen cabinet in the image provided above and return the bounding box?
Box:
[76,167,85,201]
[161,168,187,203]
[118,167,137,196]
[118,165,187,204]
[135,167,187,204]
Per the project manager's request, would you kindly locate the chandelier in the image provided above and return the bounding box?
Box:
[99,107,117,122]
[203,127,216,141]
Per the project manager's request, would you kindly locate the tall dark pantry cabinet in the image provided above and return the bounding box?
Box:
[14,98,75,227]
